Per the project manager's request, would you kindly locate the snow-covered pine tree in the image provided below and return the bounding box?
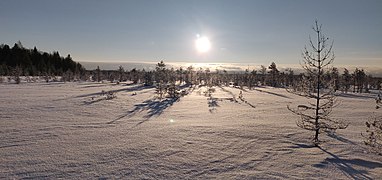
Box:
[118,65,124,82]
[268,62,279,87]
[341,68,351,93]
[287,20,348,145]
[143,70,154,86]
[155,61,167,100]
[167,81,179,98]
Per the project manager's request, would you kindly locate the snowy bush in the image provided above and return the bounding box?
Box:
[167,82,179,98]
[12,66,22,84]
[364,116,382,155]
[156,81,167,100]
[363,93,382,155]
[106,91,116,100]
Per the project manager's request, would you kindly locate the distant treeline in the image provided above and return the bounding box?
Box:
[91,61,382,94]
[0,41,85,77]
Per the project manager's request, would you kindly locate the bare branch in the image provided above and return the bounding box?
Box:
[287,20,346,144]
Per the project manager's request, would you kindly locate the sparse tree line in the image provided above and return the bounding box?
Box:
[1,42,380,92]
[88,60,381,95]
[0,41,86,83]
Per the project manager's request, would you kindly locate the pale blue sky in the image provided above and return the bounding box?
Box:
[0,0,381,67]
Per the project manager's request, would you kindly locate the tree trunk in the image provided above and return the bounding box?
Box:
[314,30,321,145]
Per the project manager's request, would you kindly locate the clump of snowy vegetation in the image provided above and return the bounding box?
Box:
[363,93,382,155]
[364,115,382,155]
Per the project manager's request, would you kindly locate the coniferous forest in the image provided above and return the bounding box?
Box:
[0,41,85,77]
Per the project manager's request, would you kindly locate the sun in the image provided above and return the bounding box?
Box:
[195,35,211,53]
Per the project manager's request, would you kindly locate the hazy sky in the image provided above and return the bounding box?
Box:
[1,0,381,67]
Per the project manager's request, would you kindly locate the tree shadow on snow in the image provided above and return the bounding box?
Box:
[327,133,356,145]
[108,85,192,125]
[336,92,376,100]
[289,143,316,149]
[75,84,153,98]
[218,86,256,109]
[143,98,179,118]
[218,86,237,100]
[253,88,291,99]
[107,97,180,126]
[314,147,382,180]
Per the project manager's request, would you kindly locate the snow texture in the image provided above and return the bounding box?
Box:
[1,82,382,179]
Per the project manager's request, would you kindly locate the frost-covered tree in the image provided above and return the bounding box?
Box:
[353,68,366,93]
[62,70,73,82]
[130,68,140,84]
[249,69,257,89]
[285,68,294,87]
[341,68,351,93]
[328,67,340,91]
[186,66,194,85]
[143,70,154,86]
[167,81,179,98]
[260,65,267,85]
[176,67,184,85]
[118,65,125,82]
[287,20,348,145]
[268,62,279,87]
[155,61,168,100]
[363,93,382,155]
[13,66,22,84]
[94,66,101,82]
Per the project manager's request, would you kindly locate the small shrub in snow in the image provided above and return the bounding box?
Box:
[363,93,382,155]
[12,67,22,84]
[106,91,116,100]
[156,80,167,100]
[100,90,116,100]
[364,115,382,155]
[167,82,179,98]
[44,73,50,83]
[376,93,382,109]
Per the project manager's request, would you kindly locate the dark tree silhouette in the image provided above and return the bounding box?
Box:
[94,66,101,82]
[0,42,85,78]
[341,68,351,93]
[353,68,366,93]
[143,70,154,86]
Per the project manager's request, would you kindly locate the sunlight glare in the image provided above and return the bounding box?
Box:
[195,36,211,53]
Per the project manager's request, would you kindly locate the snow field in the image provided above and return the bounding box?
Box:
[1,82,381,179]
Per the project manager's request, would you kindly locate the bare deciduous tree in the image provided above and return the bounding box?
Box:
[287,20,348,145]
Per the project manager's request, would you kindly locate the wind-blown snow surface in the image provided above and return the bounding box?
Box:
[1,82,381,179]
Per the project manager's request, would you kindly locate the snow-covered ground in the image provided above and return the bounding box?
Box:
[1,82,381,179]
